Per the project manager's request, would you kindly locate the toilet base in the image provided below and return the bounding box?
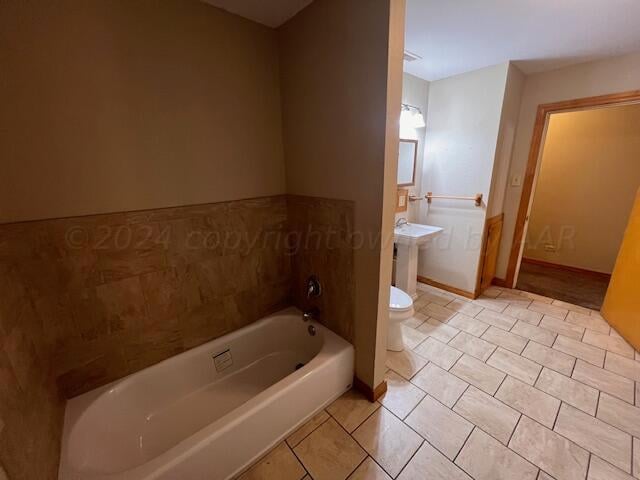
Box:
[387,307,414,352]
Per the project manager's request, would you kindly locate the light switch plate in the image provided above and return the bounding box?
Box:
[511,175,522,187]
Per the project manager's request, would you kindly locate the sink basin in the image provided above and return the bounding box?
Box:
[394,223,443,246]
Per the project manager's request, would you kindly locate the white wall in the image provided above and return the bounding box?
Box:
[496,52,640,282]
[398,73,429,222]
[418,63,509,293]
[524,105,640,274]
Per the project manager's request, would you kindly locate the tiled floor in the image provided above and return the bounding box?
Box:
[240,284,640,480]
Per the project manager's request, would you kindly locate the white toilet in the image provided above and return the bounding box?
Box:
[388,286,414,351]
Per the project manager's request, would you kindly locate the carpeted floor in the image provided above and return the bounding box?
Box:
[516,261,610,310]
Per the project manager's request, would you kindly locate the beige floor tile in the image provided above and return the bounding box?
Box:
[565,311,610,334]
[588,455,635,480]
[511,321,557,347]
[529,301,568,320]
[240,442,306,480]
[473,296,509,313]
[509,416,589,480]
[551,299,593,316]
[488,348,542,385]
[403,312,427,329]
[448,298,483,317]
[583,330,635,358]
[417,318,460,343]
[605,352,640,381]
[518,291,554,304]
[294,418,366,480]
[380,370,425,419]
[386,349,428,379]
[414,337,462,370]
[450,354,506,395]
[405,395,473,460]
[572,360,635,403]
[483,286,503,298]
[481,326,528,354]
[633,437,639,479]
[456,428,538,480]
[496,291,534,308]
[401,325,428,350]
[287,410,330,447]
[496,376,560,428]
[597,393,640,438]
[411,362,468,407]
[453,386,520,445]
[417,290,454,307]
[447,313,490,337]
[535,368,598,415]
[420,303,456,322]
[554,403,631,473]
[539,315,585,340]
[476,309,517,330]
[553,335,605,367]
[397,441,471,480]
[352,408,422,478]
[348,457,391,480]
[449,331,496,361]
[327,389,380,433]
[538,472,554,480]
[522,341,576,376]
[503,304,543,325]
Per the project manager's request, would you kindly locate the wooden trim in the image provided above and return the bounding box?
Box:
[521,257,612,280]
[354,377,387,402]
[398,138,418,187]
[505,89,640,287]
[417,276,476,299]
[475,213,504,296]
[492,277,508,288]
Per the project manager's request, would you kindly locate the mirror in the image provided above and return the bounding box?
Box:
[397,139,417,186]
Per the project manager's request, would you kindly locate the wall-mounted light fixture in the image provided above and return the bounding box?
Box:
[400,103,425,129]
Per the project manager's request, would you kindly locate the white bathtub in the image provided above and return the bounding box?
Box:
[59,307,354,480]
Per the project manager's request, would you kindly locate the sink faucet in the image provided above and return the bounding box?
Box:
[395,217,408,227]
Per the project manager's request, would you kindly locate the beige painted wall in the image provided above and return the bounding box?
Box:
[497,52,640,283]
[418,63,509,293]
[524,105,640,273]
[487,64,525,218]
[0,0,285,223]
[279,0,405,388]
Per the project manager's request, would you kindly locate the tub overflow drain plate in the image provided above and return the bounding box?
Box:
[213,349,233,372]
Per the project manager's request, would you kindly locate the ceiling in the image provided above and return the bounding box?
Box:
[201,0,313,28]
[201,0,640,81]
[404,0,640,81]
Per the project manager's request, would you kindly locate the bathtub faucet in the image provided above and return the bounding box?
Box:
[302,308,320,322]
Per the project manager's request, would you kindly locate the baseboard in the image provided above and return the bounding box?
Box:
[354,377,387,402]
[492,277,508,288]
[417,276,476,299]
[521,258,612,280]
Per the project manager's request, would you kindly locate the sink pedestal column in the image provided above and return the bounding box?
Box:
[395,243,419,299]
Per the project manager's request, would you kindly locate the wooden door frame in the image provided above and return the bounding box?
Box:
[504,89,640,288]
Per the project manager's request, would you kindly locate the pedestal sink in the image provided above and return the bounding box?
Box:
[394,222,443,298]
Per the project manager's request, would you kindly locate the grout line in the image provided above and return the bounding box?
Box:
[393,438,424,479]
[286,410,332,449]
[507,414,523,447]
[452,425,475,464]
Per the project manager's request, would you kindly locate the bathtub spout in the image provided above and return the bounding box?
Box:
[302,308,319,322]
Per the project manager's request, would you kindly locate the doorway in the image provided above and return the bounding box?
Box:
[506,91,640,309]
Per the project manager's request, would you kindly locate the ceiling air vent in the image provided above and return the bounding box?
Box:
[403,50,422,62]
